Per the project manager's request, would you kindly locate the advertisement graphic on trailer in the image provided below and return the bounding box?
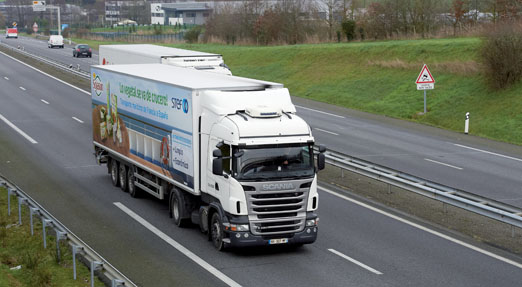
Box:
[91,69,194,187]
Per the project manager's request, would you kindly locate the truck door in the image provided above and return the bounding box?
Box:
[208,136,230,201]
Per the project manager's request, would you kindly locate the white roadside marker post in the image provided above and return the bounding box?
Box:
[465,112,470,134]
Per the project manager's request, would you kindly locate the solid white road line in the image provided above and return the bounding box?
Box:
[19,87,26,91]
[72,117,84,123]
[40,99,50,105]
[328,248,383,275]
[0,113,38,144]
[295,105,346,119]
[113,202,242,287]
[454,143,522,163]
[0,50,90,95]
[424,158,463,170]
[4,76,8,80]
[315,128,339,136]
[319,186,522,270]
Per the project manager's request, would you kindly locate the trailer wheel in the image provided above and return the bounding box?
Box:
[127,168,140,198]
[110,159,119,187]
[170,189,189,227]
[211,213,225,251]
[119,164,127,192]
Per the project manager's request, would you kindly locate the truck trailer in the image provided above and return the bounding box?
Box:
[91,63,325,250]
[99,44,232,75]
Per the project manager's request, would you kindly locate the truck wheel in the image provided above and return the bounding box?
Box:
[211,213,225,251]
[170,189,189,227]
[110,159,119,187]
[127,168,140,198]
[119,164,127,192]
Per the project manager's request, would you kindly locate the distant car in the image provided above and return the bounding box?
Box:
[5,28,18,39]
[73,44,92,58]
[48,35,64,48]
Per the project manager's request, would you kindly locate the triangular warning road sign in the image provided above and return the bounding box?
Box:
[416,64,435,84]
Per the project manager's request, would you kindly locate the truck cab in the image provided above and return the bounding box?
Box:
[199,89,324,249]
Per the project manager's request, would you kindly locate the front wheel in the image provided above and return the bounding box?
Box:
[110,159,119,187]
[211,213,225,251]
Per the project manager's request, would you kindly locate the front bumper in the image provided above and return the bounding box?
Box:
[226,226,318,247]
[223,212,319,248]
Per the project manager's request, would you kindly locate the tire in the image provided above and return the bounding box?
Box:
[210,213,225,251]
[119,164,127,192]
[170,189,189,227]
[127,167,140,198]
[110,159,119,187]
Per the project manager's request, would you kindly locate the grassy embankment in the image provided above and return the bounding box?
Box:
[76,37,522,145]
[0,187,104,286]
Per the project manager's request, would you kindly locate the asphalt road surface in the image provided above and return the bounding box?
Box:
[3,35,522,210]
[1,50,522,286]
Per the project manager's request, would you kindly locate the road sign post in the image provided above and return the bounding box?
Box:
[415,64,435,114]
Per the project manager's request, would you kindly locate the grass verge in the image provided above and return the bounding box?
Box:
[0,187,104,286]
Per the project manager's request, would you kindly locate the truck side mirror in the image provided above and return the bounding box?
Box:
[317,153,325,170]
[212,149,223,175]
[213,158,223,175]
[318,145,326,153]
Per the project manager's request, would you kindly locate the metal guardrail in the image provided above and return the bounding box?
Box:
[0,42,90,80]
[1,175,136,287]
[322,149,522,229]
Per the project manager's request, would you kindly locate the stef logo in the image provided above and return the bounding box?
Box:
[182,99,189,114]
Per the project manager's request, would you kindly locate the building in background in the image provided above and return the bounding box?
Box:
[151,2,212,25]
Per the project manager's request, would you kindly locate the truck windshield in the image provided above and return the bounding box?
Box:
[232,144,315,181]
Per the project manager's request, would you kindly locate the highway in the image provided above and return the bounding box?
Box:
[0,35,97,72]
[3,35,522,210]
[1,43,522,286]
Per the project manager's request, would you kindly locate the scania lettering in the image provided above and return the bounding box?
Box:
[91,64,325,250]
[99,44,232,75]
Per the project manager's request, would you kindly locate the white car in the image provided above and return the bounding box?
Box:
[48,35,64,48]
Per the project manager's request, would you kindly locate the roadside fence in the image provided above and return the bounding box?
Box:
[1,175,136,287]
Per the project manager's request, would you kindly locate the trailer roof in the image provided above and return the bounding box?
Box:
[92,64,284,90]
[100,44,221,58]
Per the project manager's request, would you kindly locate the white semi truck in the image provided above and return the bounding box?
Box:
[99,44,232,75]
[91,63,325,250]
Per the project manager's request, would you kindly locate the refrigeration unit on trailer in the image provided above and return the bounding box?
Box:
[99,44,232,75]
[91,64,325,250]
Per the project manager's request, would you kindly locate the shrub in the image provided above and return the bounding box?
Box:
[184,26,202,43]
[341,19,356,42]
[481,23,522,90]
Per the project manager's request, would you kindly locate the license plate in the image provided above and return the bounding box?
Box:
[269,238,288,245]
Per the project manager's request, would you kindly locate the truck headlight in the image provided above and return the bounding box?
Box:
[306,218,319,227]
[224,223,250,232]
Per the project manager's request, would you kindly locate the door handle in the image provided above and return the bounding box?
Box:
[215,182,219,191]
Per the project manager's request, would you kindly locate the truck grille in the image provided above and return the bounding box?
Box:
[244,181,310,236]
